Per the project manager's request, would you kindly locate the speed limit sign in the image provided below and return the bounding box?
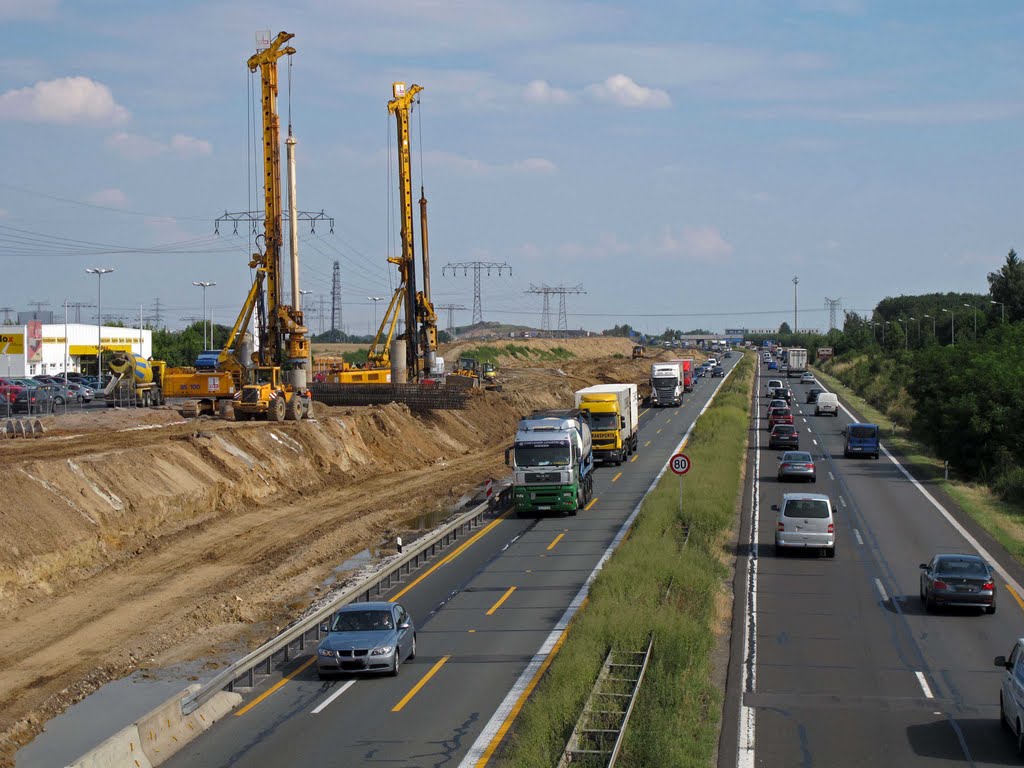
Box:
[670,453,691,475]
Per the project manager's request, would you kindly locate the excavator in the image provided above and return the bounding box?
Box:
[327,82,438,385]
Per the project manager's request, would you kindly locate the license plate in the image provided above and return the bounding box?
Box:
[538,505,550,510]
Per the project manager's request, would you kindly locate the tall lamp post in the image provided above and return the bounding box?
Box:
[963,303,978,341]
[192,281,216,350]
[792,276,799,333]
[941,308,955,346]
[991,300,1005,324]
[368,296,385,335]
[86,267,114,387]
[923,314,936,340]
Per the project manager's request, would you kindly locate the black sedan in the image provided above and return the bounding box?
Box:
[772,387,793,404]
[919,554,996,614]
[12,386,55,414]
[768,424,800,450]
[806,387,824,404]
[711,365,725,378]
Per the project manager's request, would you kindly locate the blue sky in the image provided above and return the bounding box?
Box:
[0,0,1021,336]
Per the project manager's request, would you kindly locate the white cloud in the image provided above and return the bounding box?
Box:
[424,149,556,176]
[0,76,129,123]
[584,74,671,109]
[107,131,212,159]
[523,79,573,106]
[0,0,58,20]
[657,226,733,262]
[87,188,128,207]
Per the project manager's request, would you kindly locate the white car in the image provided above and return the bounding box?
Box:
[765,378,783,397]
[996,639,1024,749]
[800,372,815,384]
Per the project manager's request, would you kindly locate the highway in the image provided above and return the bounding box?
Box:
[165,356,740,768]
[721,359,1024,767]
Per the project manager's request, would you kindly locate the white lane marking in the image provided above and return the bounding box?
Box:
[915,671,935,699]
[738,366,759,768]
[833,399,1024,602]
[812,439,818,446]
[828,472,834,481]
[462,364,741,766]
[311,679,356,714]
[802,418,807,423]
[839,496,847,507]
[874,578,889,603]
[854,529,864,546]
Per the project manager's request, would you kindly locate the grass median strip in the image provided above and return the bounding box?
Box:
[496,356,754,767]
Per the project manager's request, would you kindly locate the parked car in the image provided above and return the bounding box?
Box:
[34,383,67,406]
[774,493,835,557]
[12,385,55,414]
[994,639,1024,745]
[920,554,996,614]
[316,602,416,678]
[800,372,815,384]
[768,407,793,430]
[769,424,800,450]
[66,383,95,403]
[777,451,816,482]
[806,386,825,404]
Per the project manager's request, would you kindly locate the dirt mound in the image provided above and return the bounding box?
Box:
[0,351,651,764]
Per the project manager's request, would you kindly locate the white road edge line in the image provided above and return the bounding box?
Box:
[839,496,847,507]
[835,400,1024,599]
[812,439,818,446]
[915,671,935,699]
[874,578,889,603]
[738,363,759,768]
[828,472,834,481]
[459,364,740,767]
[311,679,356,714]
[854,529,864,546]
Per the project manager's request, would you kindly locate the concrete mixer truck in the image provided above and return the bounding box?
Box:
[105,352,167,408]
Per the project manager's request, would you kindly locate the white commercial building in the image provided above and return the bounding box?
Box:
[0,323,152,378]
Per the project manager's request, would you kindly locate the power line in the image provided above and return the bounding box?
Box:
[442,261,511,325]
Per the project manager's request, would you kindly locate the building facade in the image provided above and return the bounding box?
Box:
[0,323,152,378]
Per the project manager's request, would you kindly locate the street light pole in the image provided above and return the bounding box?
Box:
[86,267,114,387]
[192,281,216,349]
[792,276,799,333]
[368,296,385,335]
[942,308,954,346]
[991,300,1005,324]
[963,303,977,341]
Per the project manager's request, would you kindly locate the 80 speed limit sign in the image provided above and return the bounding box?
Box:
[670,453,691,475]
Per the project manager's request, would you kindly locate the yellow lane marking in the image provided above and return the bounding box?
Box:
[656,428,662,434]
[392,655,450,712]
[1007,583,1024,612]
[389,513,509,602]
[640,408,650,417]
[584,497,598,511]
[487,586,517,616]
[630,455,638,463]
[474,597,587,766]
[644,440,652,447]
[547,533,564,551]
[667,418,672,423]
[234,657,316,717]
[611,472,622,483]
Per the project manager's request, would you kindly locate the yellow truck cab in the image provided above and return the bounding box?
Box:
[573,383,639,465]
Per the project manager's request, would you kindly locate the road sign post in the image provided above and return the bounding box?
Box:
[670,453,691,519]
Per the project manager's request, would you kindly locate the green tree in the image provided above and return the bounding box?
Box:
[778,321,792,335]
[987,248,1024,323]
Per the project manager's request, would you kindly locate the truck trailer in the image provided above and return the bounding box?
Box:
[786,347,808,377]
[506,409,594,516]
[574,383,639,465]
[675,358,695,392]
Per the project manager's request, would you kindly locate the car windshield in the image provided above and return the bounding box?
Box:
[330,610,394,632]
[783,499,830,518]
[783,452,813,462]
[590,413,619,431]
[850,426,877,439]
[936,558,988,576]
[652,375,678,385]
[515,443,571,467]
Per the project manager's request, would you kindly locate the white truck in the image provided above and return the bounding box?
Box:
[506,409,595,516]
[786,347,808,377]
[574,383,639,465]
[649,361,683,407]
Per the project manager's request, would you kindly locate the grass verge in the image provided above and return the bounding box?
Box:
[497,355,754,767]
[459,344,578,365]
[812,365,1024,564]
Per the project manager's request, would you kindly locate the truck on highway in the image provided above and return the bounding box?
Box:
[676,358,695,392]
[105,352,167,408]
[786,347,808,378]
[574,383,639,465]
[506,409,594,516]
[649,361,683,407]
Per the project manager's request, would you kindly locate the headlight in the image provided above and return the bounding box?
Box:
[318,648,336,657]
[371,646,393,656]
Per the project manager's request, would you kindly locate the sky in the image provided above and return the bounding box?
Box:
[0,0,1021,337]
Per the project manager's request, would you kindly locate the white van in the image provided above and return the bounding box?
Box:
[815,392,839,416]
[774,493,835,557]
[765,378,783,397]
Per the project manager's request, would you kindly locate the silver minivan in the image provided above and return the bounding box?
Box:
[995,638,1024,750]
[774,493,835,557]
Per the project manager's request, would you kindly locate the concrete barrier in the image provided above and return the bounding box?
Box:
[65,725,152,768]
[66,685,241,768]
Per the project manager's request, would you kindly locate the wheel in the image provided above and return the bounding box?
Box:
[284,395,302,421]
[919,583,925,604]
[409,634,416,660]
[153,387,164,406]
[303,398,314,420]
[268,396,285,422]
[1001,695,1010,731]
[826,546,836,559]
[318,672,327,681]
[77,395,85,404]
[142,391,151,408]
[54,396,65,406]
[218,400,235,421]
[1018,720,1024,756]
[925,593,935,613]
[391,650,401,677]
[874,453,880,460]
[811,476,817,483]
[987,604,997,615]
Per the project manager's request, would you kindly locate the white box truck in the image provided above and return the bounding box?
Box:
[786,348,808,377]
[574,383,639,465]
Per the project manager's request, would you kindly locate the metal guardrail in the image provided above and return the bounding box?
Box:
[181,482,511,715]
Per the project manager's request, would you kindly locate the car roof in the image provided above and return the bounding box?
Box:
[336,601,396,612]
[771,424,796,431]
[782,451,812,458]
[782,492,831,502]
[848,422,878,428]
[934,553,985,564]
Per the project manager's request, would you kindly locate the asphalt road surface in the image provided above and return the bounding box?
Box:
[721,360,1024,767]
[164,356,740,768]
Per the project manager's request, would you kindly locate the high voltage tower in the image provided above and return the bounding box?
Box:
[330,261,342,333]
[0,308,14,324]
[28,299,49,314]
[525,284,586,333]
[69,302,95,323]
[146,298,164,327]
[435,304,467,337]
[824,297,843,331]
[442,261,511,325]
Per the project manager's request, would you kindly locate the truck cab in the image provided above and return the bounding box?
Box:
[649,361,683,407]
[574,384,640,465]
[507,412,594,516]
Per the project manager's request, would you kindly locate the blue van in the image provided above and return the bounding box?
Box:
[843,423,880,459]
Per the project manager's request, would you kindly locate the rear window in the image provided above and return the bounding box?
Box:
[772,425,796,435]
[850,426,877,439]
[784,452,813,462]
[772,409,791,418]
[783,499,831,519]
[936,558,987,576]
